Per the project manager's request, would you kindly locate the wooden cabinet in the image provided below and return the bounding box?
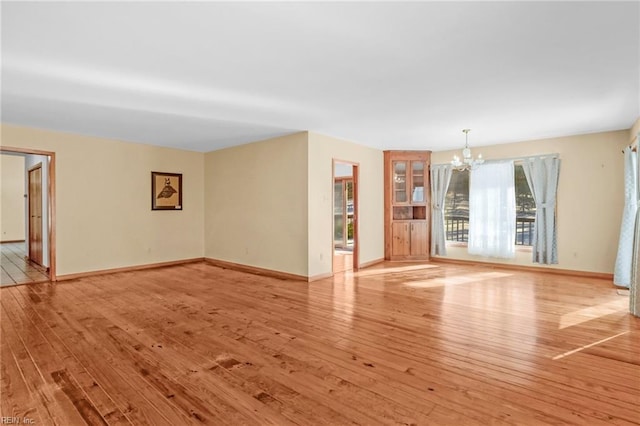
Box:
[384,151,431,261]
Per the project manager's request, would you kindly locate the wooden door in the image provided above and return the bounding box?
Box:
[391,222,410,256]
[410,221,428,257]
[28,165,43,266]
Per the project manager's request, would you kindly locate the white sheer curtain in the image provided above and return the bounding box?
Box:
[468,162,516,259]
[522,156,561,264]
[630,136,640,317]
[430,165,452,256]
[614,146,637,287]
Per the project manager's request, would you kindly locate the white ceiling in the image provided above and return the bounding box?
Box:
[2,2,639,152]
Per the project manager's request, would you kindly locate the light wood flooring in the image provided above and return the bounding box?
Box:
[333,250,354,274]
[0,242,49,286]
[1,261,638,425]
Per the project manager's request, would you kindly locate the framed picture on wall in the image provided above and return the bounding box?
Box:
[151,172,183,210]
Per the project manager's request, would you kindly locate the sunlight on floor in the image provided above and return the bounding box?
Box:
[558,298,628,329]
[355,263,440,277]
[404,271,513,288]
[332,279,355,325]
[552,331,630,360]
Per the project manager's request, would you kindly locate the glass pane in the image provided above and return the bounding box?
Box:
[393,161,407,203]
[515,165,535,246]
[411,161,425,202]
[345,181,354,245]
[334,215,344,243]
[444,170,469,242]
[334,181,344,242]
[346,181,354,215]
[334,181,344,214]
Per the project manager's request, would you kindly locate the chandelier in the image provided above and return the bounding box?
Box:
[451,129,484,170]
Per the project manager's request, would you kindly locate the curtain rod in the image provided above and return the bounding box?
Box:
[431,153,560,167]
[623,136,638,153]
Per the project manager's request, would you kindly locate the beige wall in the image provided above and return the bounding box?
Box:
[4,121,626,277]
[204,132,309,276]
[204,131,384,279]
[0,154,26,241]
[630,117,640,143]
[308,132,384,277]
[1,124,205,276]
[431,130,629,274]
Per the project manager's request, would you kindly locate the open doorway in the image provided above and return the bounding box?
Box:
[333,160,359,274]
[0,147,56,286]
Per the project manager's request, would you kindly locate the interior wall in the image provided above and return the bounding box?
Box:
[431,129,629,274]
[0,124,205,277]
[308,132,384,277]
[24,154,50,267]
[204,132,309,277]
[6,122,624,278]
[630,116,640,142]
[0,154,26,242]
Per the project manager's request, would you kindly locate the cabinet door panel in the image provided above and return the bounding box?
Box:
[410,222,428,256]
[411,161,426,203]
[392,161,408,204]
[392,222,410,256]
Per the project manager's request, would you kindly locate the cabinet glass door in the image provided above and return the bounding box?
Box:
[411,161,425,203]
[393,161,408,203]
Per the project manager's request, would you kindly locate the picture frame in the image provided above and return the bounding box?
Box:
[151,171,183,210]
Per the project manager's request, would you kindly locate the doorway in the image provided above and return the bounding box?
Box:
[333,160,359,274]
[0,147,56,286]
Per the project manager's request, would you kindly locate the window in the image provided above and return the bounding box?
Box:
[444,164,535,245]
[514,165,535,245]
[444,170,469,242]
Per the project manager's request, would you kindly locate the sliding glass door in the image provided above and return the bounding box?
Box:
[334,178,354,250]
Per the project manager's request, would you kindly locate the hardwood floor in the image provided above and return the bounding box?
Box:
[1,261,638,425]
[1,242,49,286]
[333,249,354,274]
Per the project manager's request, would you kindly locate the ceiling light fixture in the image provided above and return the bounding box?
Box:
[451,129,484,170]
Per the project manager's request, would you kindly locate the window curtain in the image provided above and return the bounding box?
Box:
[630,137,640,317]
[430,164,452,256]
[468,162,516,259]
[521,156,561,264]
[614,146,637,287]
